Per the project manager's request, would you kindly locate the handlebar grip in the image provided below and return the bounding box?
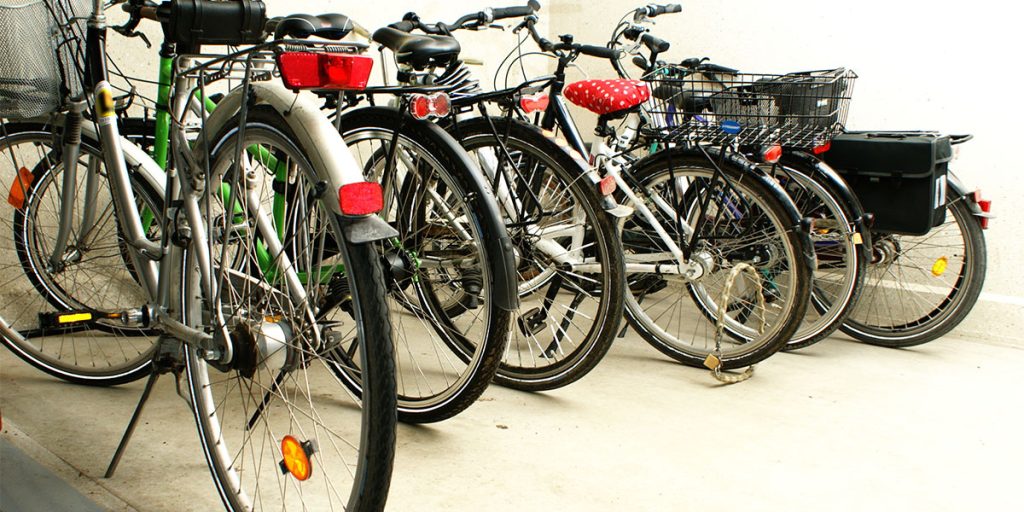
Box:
[492,3,538,20]
[641,33,670,53]
[388,19,417,32]
[578,44,621,60]
[648,3,682,17]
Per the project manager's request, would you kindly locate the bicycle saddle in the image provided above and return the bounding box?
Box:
[372,27,461,70]
[270,13,354,40]
[564,79,650,115]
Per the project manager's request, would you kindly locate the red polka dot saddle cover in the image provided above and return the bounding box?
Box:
[564,79,651,115]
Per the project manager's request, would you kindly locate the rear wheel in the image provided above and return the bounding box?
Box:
[454,118,626,391]
[338,108,514,422]
[186,107,396,511]
[769,159,866,350]
[623,150,812,369]
[841,192,986,347]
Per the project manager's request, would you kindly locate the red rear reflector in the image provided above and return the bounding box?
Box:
[598,175,616,196]
[978,199,991,229]
[762,144,783,164]
[277,52,373,91]
[812,141,832,155]
[7,166,34,209]
[339,182,384,216]
[519,93,549,114]
[409,93,451,120]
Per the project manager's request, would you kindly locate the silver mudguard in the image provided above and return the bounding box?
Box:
[193,83,397,242]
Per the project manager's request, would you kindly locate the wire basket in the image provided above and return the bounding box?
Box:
[641,67,856,148]
[0,0,88,119]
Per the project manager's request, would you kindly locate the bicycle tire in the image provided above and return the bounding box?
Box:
[186,106,396,511]
[770,155,868,350]
[452,117,626,391]
[622,148,812,369]
[0,123,160,385]
[840,191,986,347]
[335,107,515,423]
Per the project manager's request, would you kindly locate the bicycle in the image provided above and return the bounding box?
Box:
[605,4,870,351]
[376,3,627,391]
[1,0,397,509]
[509,12,815,369]
[607,4,991,349]
[4,0,519,423]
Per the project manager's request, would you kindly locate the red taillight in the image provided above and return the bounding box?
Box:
[339,182,383,216]
[762,144,783,164]
[277,52,373,91]
[519,92,549,114]
[409,93,451,120]
[598,175,616,196]
[812,141,832,155]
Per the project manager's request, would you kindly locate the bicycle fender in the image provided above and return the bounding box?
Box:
[340,108,519,311]
[782,151,873,246]
[198,83,370,215]
[946,171,986,216]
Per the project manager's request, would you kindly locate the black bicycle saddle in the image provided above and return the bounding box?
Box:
[270,13,354,40]
[372,26,461,70]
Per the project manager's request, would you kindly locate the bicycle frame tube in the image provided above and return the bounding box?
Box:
[153,50,174,170]
[86,4,160,298]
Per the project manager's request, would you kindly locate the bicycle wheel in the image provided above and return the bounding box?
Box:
[0,123,159,385]
[769,156,867,350]
[186,106,396,511]
[623,148,812,369]
[840,189,986,347]
[336,107,514,423]
[453,117,626,391]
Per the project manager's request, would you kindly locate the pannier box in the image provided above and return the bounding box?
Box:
[823,131,952,236]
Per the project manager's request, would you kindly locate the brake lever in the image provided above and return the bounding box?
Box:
[113,27,152,48]
[112,0,154,48]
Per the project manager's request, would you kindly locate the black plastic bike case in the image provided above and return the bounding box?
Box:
[165,0,267,52]
[823,131,951,236]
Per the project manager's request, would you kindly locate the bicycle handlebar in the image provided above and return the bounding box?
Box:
[390,2,539,35]
[518,16,621,62]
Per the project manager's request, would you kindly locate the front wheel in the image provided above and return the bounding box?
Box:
[0,124,159,385]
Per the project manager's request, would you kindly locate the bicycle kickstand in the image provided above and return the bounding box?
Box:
[104,337,184,478]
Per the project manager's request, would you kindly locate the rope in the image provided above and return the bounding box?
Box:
[704,262,764,384]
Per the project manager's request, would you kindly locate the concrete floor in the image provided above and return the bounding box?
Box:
[1,329,1022,512]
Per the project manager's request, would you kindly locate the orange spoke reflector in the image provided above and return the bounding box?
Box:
[279,435,314,481]
[7,167,34,210]
[931,256,949,277]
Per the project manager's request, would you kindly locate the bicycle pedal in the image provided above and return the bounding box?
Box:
[517,307,547,337]
[38,309,119,329]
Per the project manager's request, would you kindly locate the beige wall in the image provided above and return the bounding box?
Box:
[109,0,1022,344]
